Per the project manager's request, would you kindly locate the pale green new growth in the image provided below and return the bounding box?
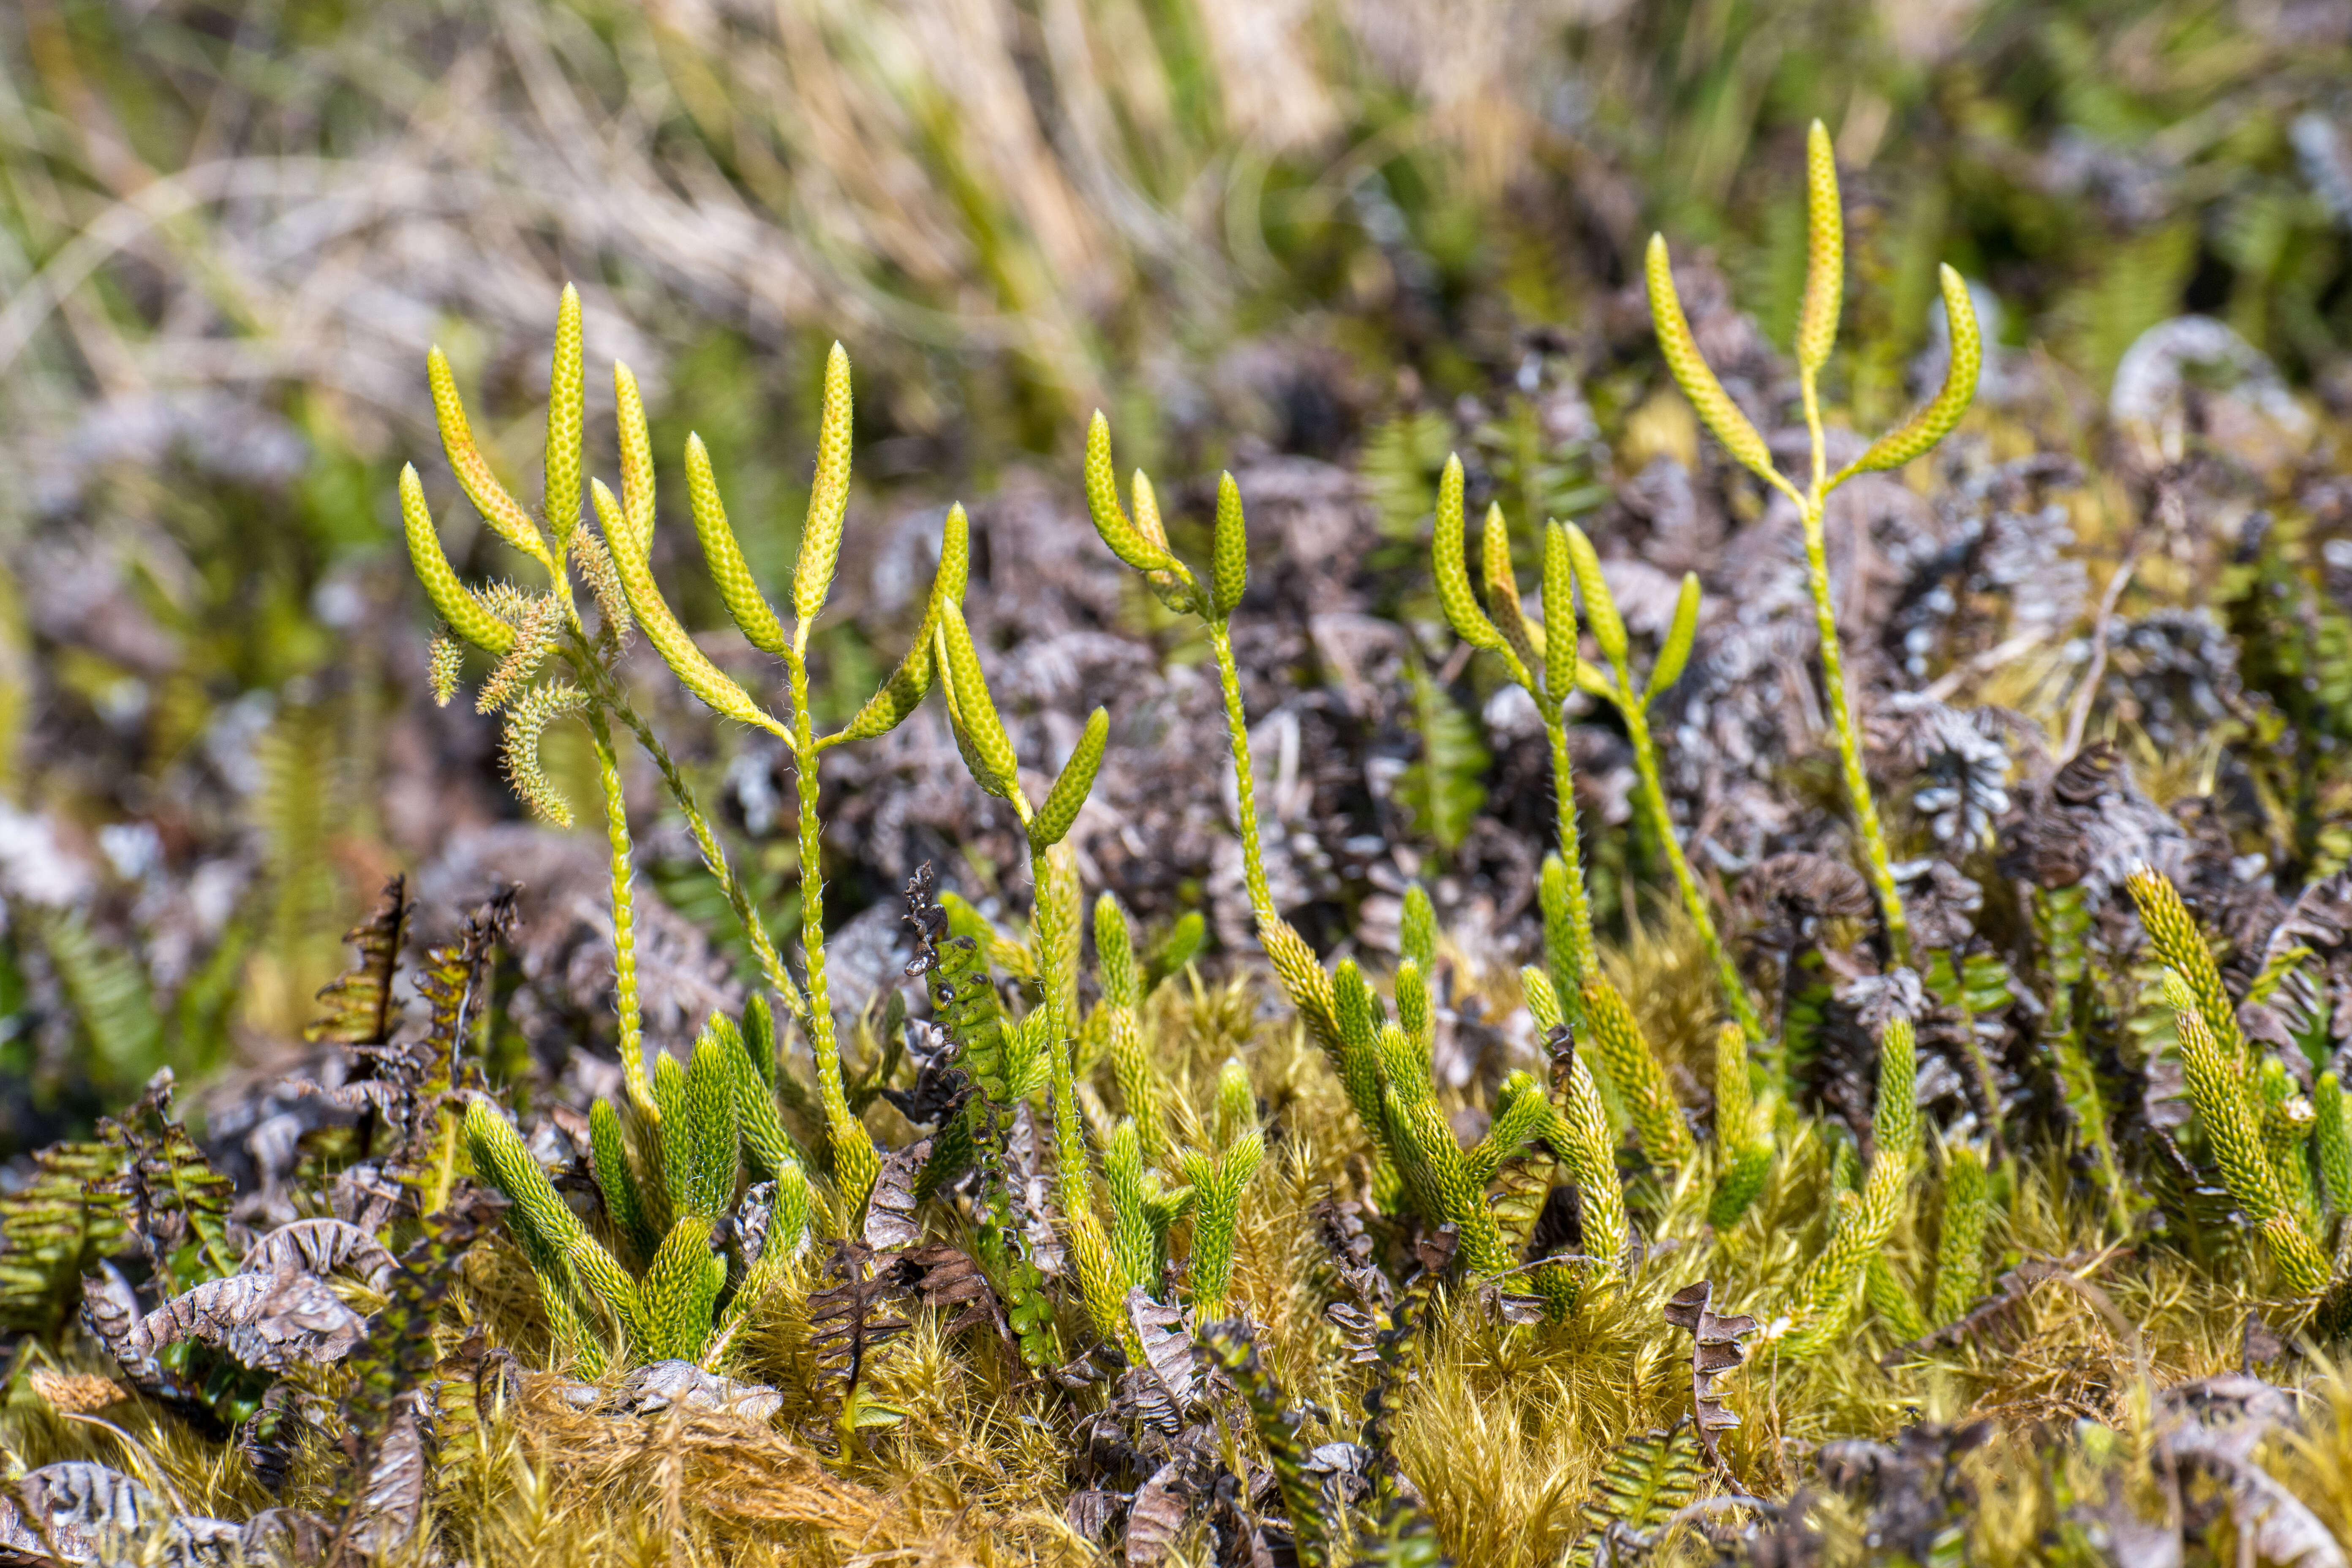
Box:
[1029,707,1108,855]
[612,362,657,555]
[1710,1022,1772,1227]
[839,503,966,743]
[937,602,1022,804]
[427,346,553,571]
[685,433,789,657]
[1796,121,1843,376]
[401,465,514,655]
[1837,266,1982,482]
[2167,971,2330,1294]
[1211,471,1250,617]
[1780,1015,1917,1357]
[1082,412,1181,577]
[1644,236,1777,488]
[1930,1142,1988,1326]
[1431,455,1504,655]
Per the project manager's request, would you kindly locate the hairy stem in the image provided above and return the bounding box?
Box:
[785,645,877,1209]
[1208,623,1274,920]
[1795,363,1908,964]
[1034,842,1093,1222]
[1617,696,1765,1042]
[1797,495,1910,967]
[1543,716,1597,987]
[585,708,655,1121]
[580,651,807,1020]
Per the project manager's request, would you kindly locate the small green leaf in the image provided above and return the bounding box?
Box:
[401,466,514,656]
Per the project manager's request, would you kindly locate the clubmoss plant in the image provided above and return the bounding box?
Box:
[1083,422,1340,1049]
[407,291,973,1214]
[1928,1141,1988,1327]
[2161,966,2332,1295]
[1557,527,1766,1043]
[924,577,1280,1350]
[464,1010,817,1375]
[1647,121,1982,966]
[1709,1021,1773,1228]
[1778,1014,1917,1358]
[1081,419,1684,1299]
[1428,456,1598,1012]
[926,585,1148,1348]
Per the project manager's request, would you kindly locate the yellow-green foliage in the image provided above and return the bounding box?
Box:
[23,270,2352,1568]
[1649,126,1979,969]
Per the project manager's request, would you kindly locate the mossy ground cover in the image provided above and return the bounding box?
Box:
[11,3,2352,1564]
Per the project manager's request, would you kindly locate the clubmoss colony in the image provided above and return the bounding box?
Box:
[9,126,2352,1568]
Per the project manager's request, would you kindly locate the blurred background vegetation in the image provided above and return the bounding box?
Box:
[3,0,2350,1151]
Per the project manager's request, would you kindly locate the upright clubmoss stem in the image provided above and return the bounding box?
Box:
[1616,694,1765,1042]
[1034,844,1094,1223]
[785,642,876,1208]
[1793,354,1909,966]
[1209,623,1274,921]
[1801,367,1829,498]
[1648,121,1976,973]
[587,661,806,1020]
[585,708,654,1121]
[1543,717,1597,986]
[1799,491,1909,968]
